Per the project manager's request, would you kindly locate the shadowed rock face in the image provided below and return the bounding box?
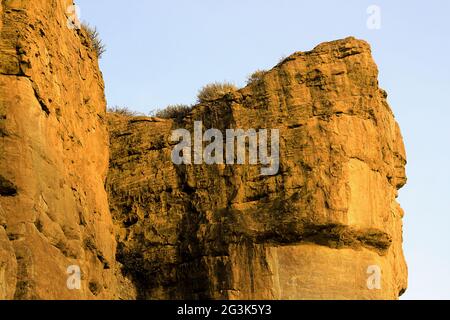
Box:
[0,0,407,300]
[107,37,408,300]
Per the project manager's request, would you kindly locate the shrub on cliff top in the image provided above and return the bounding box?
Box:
[197,82,238,103]
[153,104,192,122]
[107,106,140,117]
[247,70,268,85]
[81,23,106,58]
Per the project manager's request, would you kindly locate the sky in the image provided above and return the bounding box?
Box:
[75,0,450,299]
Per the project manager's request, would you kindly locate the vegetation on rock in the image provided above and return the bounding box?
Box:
[153,104,192,121]
[197,82,238,103]
[107,106,140,117]
[247,70,268,85]
[81,23,106,58]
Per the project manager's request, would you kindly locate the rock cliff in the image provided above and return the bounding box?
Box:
[107,38,407,299]
[1,0,407,300]
[0,0,117,299]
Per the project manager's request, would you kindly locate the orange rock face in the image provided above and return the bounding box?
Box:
[107,38,407,299]
[1,0,407,300]
[0,0,117,299]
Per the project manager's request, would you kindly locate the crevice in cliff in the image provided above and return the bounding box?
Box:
[214,221,392,255]
[83,237,111,270]
[30,81,50,116]
[12,244,36,300]
[0,128,7,138]
[2,72,53,117]
[0,175,17,196]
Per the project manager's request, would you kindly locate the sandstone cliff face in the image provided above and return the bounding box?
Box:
[0,0,407,300]
[107,38,407,299]
[0,0,117,299]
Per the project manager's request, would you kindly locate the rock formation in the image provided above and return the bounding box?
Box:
[1,0,407,300]
[107,38,408,300]
[0,0,117,299]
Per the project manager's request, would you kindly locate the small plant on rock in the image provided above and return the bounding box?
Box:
[81,23,106,58]
[152,104,192,122]
[246,69,268,85]
[197,82,238,103]
[107,106,140,117]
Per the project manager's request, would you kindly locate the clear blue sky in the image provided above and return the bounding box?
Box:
[76,0,450,299]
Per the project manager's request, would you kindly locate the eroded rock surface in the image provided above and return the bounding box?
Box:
[0,0,117,299]
[107,37,408,300]
[0,0,408,301]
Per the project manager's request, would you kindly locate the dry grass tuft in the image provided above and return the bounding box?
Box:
[107,106,140,117]
[246,70,268,85]
[152,104,192,122]
[197,82,238,103]
[81,23,106,58]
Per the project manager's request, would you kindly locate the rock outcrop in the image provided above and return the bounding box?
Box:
[107,38,407,299]
[1,0,407,300]
[0,0,117,299]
